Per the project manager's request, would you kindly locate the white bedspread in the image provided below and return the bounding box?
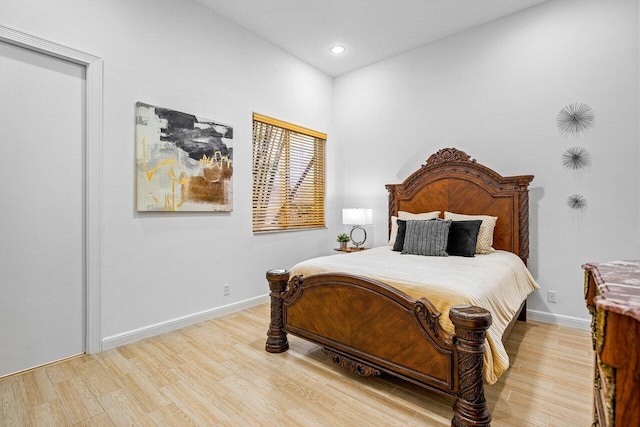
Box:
[291,246,539,384]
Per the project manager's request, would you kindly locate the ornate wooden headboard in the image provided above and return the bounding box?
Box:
[386,148,534,262]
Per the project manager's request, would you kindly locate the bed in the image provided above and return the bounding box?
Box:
[264,148,537,426]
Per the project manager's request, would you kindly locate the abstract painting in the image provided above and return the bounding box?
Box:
[136,102,233,211]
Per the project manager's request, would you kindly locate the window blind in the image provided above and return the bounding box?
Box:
[252,113,326,232]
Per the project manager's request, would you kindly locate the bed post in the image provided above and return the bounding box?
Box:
[265,269,290,353]
[450,305,492,427]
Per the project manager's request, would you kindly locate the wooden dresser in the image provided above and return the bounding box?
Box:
[583,261,640,427]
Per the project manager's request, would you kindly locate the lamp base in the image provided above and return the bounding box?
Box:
[349,225,367,248]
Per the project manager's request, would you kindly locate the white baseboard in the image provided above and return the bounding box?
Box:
[102,294,270,350]
[527,309,591,330]
[101,298,590,350]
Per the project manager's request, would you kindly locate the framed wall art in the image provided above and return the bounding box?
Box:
[136,102,233,212]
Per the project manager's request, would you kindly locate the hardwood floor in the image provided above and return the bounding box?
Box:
[0,303,593,426]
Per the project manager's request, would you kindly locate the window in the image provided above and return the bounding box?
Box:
[252,113,326,232]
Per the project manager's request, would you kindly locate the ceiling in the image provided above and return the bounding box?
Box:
[196,0,550,77]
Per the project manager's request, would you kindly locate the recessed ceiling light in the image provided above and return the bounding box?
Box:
[330,45,345,54]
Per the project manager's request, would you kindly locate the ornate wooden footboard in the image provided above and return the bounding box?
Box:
[264,148,534,426]
[266,269,492,427]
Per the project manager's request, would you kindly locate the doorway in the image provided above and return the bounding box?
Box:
[0,25,103,376]
[0,40,86,377]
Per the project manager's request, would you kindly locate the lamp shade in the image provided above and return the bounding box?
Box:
[342,208,373,225]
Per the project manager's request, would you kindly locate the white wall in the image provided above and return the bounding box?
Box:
[333,0,640,322]
[0,0,336,344]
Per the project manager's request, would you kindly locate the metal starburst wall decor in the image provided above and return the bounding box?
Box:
[557,102,595,138]
[567,194,587,211]
[562,146,592,171]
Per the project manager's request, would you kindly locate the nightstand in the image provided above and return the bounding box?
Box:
[334,247,368,253]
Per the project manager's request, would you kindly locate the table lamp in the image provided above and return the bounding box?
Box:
[342,208,373,248]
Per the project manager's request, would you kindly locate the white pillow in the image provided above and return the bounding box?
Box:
[444,211,497,254]
[388,211,440,245]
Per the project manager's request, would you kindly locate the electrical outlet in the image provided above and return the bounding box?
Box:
[223,284,230,296]
[547,290,557,303]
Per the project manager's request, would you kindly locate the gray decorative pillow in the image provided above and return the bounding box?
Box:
[401,219,452,256]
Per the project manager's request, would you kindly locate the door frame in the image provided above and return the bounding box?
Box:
[0,25,103,353]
